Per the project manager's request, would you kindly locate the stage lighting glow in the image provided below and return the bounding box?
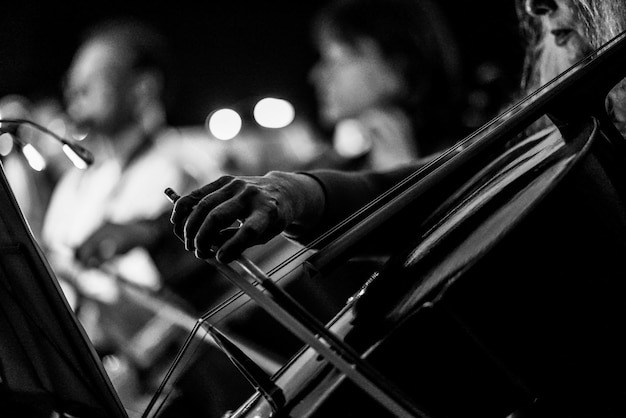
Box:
[62,144,89,169]
[0,134,14,156]
[253,97,295,128]
[47,118,67,139]
[22,143,46,171]
[207,108,242,140]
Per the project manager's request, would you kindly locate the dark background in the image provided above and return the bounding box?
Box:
[0,1,524,128]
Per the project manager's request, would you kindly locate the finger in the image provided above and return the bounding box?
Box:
[171,176,234,240]
[214,213,283,264]
[184,176,255,251]
[194,247,213,260]
[172,196,195,241]
[194,219,243,262]
[215,227,252,264]
[191,199,247,254]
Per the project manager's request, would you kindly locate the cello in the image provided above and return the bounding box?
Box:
[143,28,626,418]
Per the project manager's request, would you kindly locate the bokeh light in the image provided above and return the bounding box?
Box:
[0,133,14,156]
[21,143,46,171]
[62,144,89,169]
[206,108,242,140]
[253,97,295,128]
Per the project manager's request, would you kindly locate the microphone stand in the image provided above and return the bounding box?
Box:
[0,118,94,168]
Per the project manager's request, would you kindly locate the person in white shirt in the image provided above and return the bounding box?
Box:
[41,17,233,412]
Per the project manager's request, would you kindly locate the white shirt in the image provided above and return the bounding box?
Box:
[41,127,224,304]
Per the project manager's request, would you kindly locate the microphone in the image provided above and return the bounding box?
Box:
[0,118,94,168]
[61,140,94,168]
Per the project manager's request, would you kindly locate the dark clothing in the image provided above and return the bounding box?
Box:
[287,163,420,244]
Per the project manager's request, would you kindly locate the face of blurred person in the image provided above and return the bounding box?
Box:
[63,40,138,138]
[309,31,405,127]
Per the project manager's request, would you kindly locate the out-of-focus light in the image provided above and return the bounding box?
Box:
[47,118,67,139]
[70,127,88,141]
[207,108,242,140]
[333,119,370,158]
[0,133,14,156]
[62,144,89,169]
[253,98,295,128]
[22,143,46,171]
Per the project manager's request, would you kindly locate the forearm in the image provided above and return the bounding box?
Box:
[284,164,418,243]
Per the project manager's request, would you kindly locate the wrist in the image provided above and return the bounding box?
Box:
[266,171,325,237]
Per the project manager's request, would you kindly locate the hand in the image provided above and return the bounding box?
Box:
[170,171,325,263]
[75,220,157,268]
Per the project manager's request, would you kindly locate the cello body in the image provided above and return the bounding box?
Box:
[215,31,626,418]
[227,122,626,418]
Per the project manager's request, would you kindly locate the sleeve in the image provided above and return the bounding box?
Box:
[284,163,420,244]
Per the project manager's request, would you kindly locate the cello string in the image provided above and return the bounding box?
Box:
[211,257,430,418]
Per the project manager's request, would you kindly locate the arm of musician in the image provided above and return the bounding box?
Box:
[286,164,420,243]
[170,171,326,263]
[170,163,420,263]
[74,216,170,268]
[43,243,124,305]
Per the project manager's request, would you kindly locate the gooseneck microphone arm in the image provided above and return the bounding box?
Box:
[0,118,94,167]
